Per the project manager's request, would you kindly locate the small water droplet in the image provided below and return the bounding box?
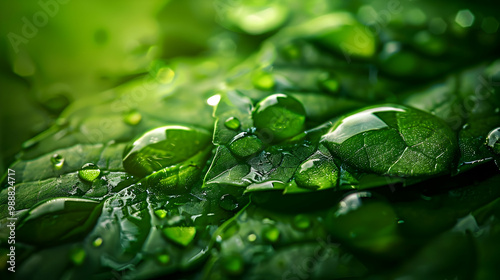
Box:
[224,117,241,130]
[162,227,196,246]
[247,233,257,242]
[157,254,171,265]
[229,133,264,158]
[78,163,101,182]
[51,154,64,170]
[486,127,500,155]
[262,226,280,243]
[154,209,167,219]
[92,237,103,247]
[124,111,142,126]
[293,214,311,231]
[253,94,306,143]
[219,194,239,211]
[70,247,86,266]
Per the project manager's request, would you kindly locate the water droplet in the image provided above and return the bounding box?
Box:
[70,247,86,266]
[162,227,196,246]
[262,226,280,243]
[92,237,103,247]
[154,209,167,219]
[295,154,339,190]
[224,117,241,130]
[51,154,64,170]
[293,214,311,231]
[486,127,500,155]
[247,233,257,242]
[229,133,264,158]
[253,94,306,143]
[223,3,288,35]
[252,71,275,90]
[124,111,142,126]
[157,254,170,265]
[455,10,475,28]
[122,125,211,176]
[219,194,239,211]
[78,163,101,182]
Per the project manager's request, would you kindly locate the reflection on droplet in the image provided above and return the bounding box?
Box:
[224,117,241,130]
[455,10,475,28]
[78,163,101,182]
[207,94,221,106]
[486,127,500,155]
[51,154,65,170]
[229,133,264,158]
[124,111,142,126]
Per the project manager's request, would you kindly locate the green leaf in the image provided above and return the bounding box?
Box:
[321,104,458,177]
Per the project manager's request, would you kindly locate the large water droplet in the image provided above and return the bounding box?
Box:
[486,127,500,155]
[219,194,239,211]
[229,133,264,158]
[162,227,196,246]
[253,94,306,143]
[122,125,211,176]
[78,163,101,182]
[321,104,458,177]
[224,117,241,130]
[51,154,64,170]
[124,111,142,126]
[295,152,339,190]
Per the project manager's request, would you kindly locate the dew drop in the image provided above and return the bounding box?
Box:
[224,117,241,130]
[78,163,101,182]
[51,154,65,170]
[228,133,264,158]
